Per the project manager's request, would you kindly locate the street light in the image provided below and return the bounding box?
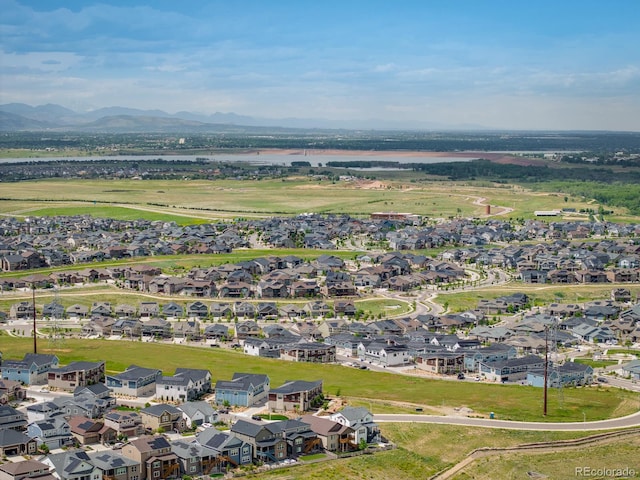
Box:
[31,282,37,354]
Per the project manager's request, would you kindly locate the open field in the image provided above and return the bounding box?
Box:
[0,177,631,221]
[2,337,638,423]
[452,435,640,480]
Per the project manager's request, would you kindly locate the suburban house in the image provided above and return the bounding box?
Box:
[244,337,295,359]
[46,361,105,392]
[279,343,336,363]
[0,353,59,385]
[415,351,465,375]
[155,368,212,403]
[214,373,270,407]
[231,419,321,463]
[140,404,186,433]
[0,459,53,480]
[121,435,180,480]
[86,450,141,480]
[103,410,145,438]
[43,451,102,480]
[300,414,357,452]
[527,362,594,387]
[0,380,26,405]
[329,407,380,445]
[357,341,410,367]
[106,365,162,397]
[236,320,261,339]
[67,416,116,446]
[169,438,220,478]
[0,405,28,431]
[0,429,38,457]
[267,380,323,413]
[177,401,217,429]
[26,416,73,450]
[479,355,546,382]
[463,344,518,372]
[195,428,253,471]
[622,359,640,380]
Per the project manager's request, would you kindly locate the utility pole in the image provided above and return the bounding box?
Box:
[32,283,37,354]
[543,325,548,417]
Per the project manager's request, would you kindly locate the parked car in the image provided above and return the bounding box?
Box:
[597,377,608,383]
[457,373,465,380]
[251,415,263,421]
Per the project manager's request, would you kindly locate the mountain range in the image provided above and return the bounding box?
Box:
[0,103,488,133]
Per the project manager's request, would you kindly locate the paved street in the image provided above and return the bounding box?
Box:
[375,410,640,431]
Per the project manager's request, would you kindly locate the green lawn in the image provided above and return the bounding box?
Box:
[574,358,619,369]
[2,337,638,423]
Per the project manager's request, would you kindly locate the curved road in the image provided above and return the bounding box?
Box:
[375,410,640,431]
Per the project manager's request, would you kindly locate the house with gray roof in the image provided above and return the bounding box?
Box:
[268,380,323,412]
[329,406,380,445]
[0,405,28,431]
[86,450,140,480]
[140,404,186,433]
[195,428,253,470]
[106,365,162,397]
[26,416,73,450]
[103,410,144,438]
[121,435,180,480]
[155,368,211,403]
[67,416,116,446]
[479,355,545,383]
[170,438,219,478]
[0,459,54,480]
[177,401,217,429]
[527,362,593,388]
[300,414,357,453]
[231,418,320,463]
[622,359,640,381]
[0,353,59,385]
[0,429,38,457]
[214,373,270,407]
[46,361,105,392]
[42,450,101,480]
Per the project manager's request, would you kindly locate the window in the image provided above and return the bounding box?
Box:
[153,472,160,478]
[190,466,197,473]
[152,461,160,468]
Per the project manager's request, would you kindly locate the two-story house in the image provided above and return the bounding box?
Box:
[155,368,211,403]
[121,435,180,480]
[0,353,59,385]
[214,373,270,407]
[47,361,105,392]
[330,406,380,445]
[106,365,162,397]
[139,404,185,434]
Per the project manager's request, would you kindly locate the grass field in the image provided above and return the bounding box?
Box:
[2,337,638,423]
[454,435,640,480]
[0,177,631,221]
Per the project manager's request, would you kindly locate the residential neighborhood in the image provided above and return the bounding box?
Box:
[1,213,640,477]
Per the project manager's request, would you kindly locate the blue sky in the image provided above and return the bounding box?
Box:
[1,0,639,130]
